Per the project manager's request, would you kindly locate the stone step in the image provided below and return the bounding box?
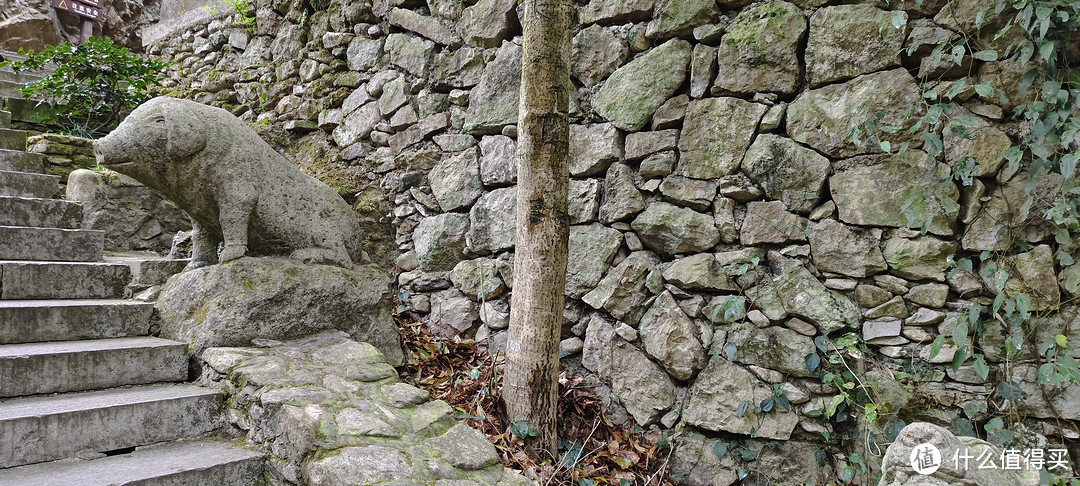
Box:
[0,149,44,173]
[0,110,9,129]
[0,225,104,262]
[0,128,25,151]
[0,337,187,398]
[106,252,189,289]
[0,299,153,344]
[0,384,223,468]
[2,98,38,124]
[0,261,130,300]
[0,80,23,100]
[0,439,264,486]
[0,196,82,229]
[0,170,58,198]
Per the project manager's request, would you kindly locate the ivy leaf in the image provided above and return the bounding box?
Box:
[805,353,821,373]
[840,466,855,483]
[775,393,791,411]
[951,44,966,66]
[713,440,729,460]
[880,140,891,152]
[1056,334,1068,348]
[951,346,968,371]
[759,397,774,413]
[891,10,906,29]
[996,381,1023,401]
[952,318,969,348]
[922,132,943,156]
[929,334,946,359]
[724,343,737,361]
[509,420,533,438]
[814,335,828,353]
[974,354,990,380]
[736,400,750,418]
[975,83,995,98]
[973,49,998,61]
[826,394,846,418]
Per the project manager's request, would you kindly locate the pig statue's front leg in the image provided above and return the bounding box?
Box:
[217,186,257,262]
[186,220,220,270]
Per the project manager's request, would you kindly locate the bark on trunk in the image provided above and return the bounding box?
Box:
[503,0,572,459]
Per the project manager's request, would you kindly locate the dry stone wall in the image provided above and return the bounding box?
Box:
[148,0,1080,482]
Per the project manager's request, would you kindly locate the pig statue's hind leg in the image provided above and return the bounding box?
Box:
[217,187,257,262]
[186,220,220,270]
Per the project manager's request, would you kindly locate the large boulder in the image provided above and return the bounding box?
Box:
[829,150,960,236]
[982,245,1060,311]
[741,134,830,213]
[805,5,906,87]
[582,251,659,325]
[414,213,469,271]
[713,0,806,95]
[571,25,629,85]
[744,253,861,333]
[878,422,1039,486]
[592,38,692,131]
[962,170,1062,251]
[463,41,521,134]
[677,97,768,179]
[428,148,483,212]
[807,219,887,278]
[631,202,720,256]
[467,187,517,254]
[156,257,402,366]
[684,359,799,440]
[638,291,707,381]
[566,224,624,299]
[786,69,922,158]
[727,323,816,377]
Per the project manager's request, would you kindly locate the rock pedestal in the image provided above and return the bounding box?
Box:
[156,256,403,366]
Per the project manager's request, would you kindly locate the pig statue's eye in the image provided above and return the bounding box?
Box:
[153,116,165,124]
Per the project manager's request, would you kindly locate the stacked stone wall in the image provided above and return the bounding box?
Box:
[148,0,1080,481]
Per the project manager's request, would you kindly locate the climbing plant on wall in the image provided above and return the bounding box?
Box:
[849,0,1080,482]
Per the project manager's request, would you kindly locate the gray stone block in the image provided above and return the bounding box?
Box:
[0,299,152,344]
[0,196,82,229]
[0,225,104,262]
[0,128,25,151]
[0,439,264,486]
[0,384,223,468]
[0,337,187,397]
[0,110,10,129]
[0,261,130,299]
[0,149,44,173]
[0,170,58,198]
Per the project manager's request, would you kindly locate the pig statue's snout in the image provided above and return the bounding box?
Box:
[93,133,128,168]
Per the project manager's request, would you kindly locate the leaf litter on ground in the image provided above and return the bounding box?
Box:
[396,315,677,485]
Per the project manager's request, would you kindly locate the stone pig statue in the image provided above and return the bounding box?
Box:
[94,96,366,269]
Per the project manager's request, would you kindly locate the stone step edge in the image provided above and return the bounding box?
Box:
[0,439,263,486]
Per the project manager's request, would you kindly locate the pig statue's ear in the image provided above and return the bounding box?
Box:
[162,100,207,160]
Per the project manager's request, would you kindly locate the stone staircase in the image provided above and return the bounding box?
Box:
[0,111,265,484]
[0,50,45,124]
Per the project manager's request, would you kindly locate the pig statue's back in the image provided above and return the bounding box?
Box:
[94,96,364,268]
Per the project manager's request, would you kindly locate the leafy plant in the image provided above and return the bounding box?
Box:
[1,37,167,136]
[225,0,256,31]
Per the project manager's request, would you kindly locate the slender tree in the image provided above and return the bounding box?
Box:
[503,0,572,459]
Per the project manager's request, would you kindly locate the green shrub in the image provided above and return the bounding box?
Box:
[0,37,168,137]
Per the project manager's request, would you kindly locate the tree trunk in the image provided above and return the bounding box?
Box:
[503,0,572,459]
